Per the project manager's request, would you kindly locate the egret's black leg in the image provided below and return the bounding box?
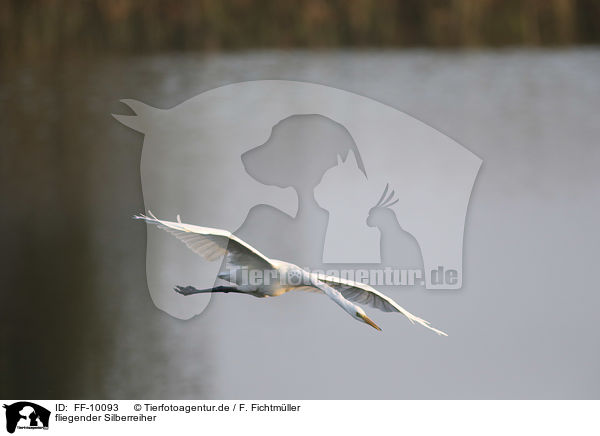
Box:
[174,285,245,296]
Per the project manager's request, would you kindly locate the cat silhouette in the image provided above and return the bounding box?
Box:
[315,150,381,263]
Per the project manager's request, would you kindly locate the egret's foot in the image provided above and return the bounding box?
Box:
[174,285,200,296]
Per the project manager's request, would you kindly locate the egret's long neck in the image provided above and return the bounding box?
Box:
[309,274,357,316]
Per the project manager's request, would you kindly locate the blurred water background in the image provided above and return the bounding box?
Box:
[1,1,599,398]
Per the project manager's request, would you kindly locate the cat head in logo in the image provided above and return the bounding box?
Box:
[314,149,378,214]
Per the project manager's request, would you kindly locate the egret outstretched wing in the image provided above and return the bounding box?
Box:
[314,274,447,336]
[134,212,274,271]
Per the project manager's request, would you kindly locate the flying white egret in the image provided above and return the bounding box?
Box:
[135,211,447,335]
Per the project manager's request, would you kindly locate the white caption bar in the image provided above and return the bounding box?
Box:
[1,400,598,436]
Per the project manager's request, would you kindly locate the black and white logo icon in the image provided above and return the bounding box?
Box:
[3,402,50,434]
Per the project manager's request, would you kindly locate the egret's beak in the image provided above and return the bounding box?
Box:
[359,313,382,331]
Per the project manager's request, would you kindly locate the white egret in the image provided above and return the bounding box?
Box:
[135,212,447,335]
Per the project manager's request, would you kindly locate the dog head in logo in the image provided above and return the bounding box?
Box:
[3,402,50,434]
[114,80,481,318]
[242,114,366,190]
